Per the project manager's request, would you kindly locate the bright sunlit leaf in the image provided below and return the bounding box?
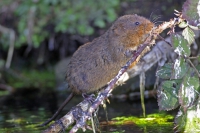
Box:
[178,21,188,28]
[182,27,195,45]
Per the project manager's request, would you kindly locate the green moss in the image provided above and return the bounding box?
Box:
[112,112,174,131]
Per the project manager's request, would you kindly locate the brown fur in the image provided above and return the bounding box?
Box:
[66,14,154,94]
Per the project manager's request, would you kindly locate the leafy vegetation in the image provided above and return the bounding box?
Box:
[156,0,200,132]
[0,0,119,48]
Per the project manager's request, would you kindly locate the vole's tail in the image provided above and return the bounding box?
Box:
[39,92,74,126]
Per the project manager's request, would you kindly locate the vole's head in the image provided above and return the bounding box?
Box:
[110,14,154,51]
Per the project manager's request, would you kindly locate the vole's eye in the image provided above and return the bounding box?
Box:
[135,22,140,25]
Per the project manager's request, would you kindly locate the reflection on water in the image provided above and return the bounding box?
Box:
[0,108,46,133]
[0,88,174,133]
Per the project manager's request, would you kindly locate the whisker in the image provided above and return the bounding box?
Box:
[149,9,160,21]
[153,21,164,25]
[149,11,154,21]
[151,15,162,23]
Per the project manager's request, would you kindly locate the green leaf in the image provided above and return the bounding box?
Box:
[85,26,94,35]
[77,24,94,35]
[182,27,195,45]
[94,19,106,28]
[108,0,119,6]
[182,0,200,26]
[174,107,186,132]
[156,63,173,79]
[106,8,117,22]
[172,57,188,79]
[179,69,200,110]
[157,80,180,111]
[55,23,68,33]
[171,34,191,57]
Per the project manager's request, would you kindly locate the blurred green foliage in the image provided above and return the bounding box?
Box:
[0,0,119,48]
[6,69,55,89]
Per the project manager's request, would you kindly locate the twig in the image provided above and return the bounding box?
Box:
[91,116,96,133]
[187,59,200,78]
[24,6,35,56]
[140,72,146,117]
[158,35,172,47]
[188,56,200,59]
[0,25,15,69]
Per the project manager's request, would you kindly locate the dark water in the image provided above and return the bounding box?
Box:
[0,88,174,133]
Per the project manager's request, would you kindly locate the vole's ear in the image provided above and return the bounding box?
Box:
[112,23,125,36]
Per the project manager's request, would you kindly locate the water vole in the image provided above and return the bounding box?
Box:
[42,14,154,126]
[67,14,154,94]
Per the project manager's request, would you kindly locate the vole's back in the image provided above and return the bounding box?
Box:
[66,14,154,94]
[66,33,128,94]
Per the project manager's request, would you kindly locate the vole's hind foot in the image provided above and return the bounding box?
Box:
[82,93,96,103]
